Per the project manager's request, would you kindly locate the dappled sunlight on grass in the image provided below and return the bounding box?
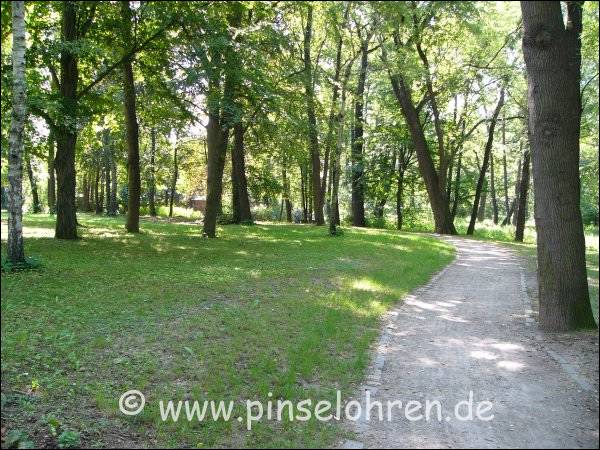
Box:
[1,212,454,448]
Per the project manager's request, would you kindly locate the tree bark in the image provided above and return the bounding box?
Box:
[467,90,505,235]
[515,149,530,242]
[231,123,252,223]
[202,4,241,237]
[451,152,462,221]
[47,132,56,214]
[54,1,79,239]
[121,1,141,232]
[521,0,596,330]
[388,73,456,234]
[477,180,487,222]
[25,150,42,213]
[490,149,499,224]
[303,4,324,225]
[7,0,27,263]
[351,37,371,227]
[148,127,157,216]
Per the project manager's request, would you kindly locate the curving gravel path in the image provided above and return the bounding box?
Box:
[342,237,599,449]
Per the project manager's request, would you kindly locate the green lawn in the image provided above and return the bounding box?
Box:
[1,213,453,448]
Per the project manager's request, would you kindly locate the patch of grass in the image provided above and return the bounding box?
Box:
[1,213,454,448]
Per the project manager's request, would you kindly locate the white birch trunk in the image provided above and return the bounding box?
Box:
[7,1,27,264]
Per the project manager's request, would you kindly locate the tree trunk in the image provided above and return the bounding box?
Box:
[467,90,505,235]
[202,4,241,237]
[25,150,42,213]
[148,127,157,216]
[303,5,324,225]
[97,167,105,214]
[47,132,56,214]
[521,1,596,330]
[231,123,252,223]
[351,38,370,227]
[7,0,27,263]
[54,1,79,239]
[512,155,522,226]
[389,74,456,234]
[396,166,405,231]
[477,180,487,221]
[514,149,530,242]
[122,1,141,232]
[490,149,499,224]
[502,143,510,218]
[300,163,308,223]
[451,152,462,221]
[82,172,90,212]
[110,146,117,215]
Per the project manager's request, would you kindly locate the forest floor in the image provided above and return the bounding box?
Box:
[0,213,453,448]
[344,236,599,449]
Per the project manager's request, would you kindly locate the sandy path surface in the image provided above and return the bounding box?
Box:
[343,237,599,449]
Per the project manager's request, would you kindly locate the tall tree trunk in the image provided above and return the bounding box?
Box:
[94,166,101,213]
[110,146,117,215]
[502,143,510,218]
[282,158,292,222]
[396,165,405,231]
[47,132,56,214]
[451,152,462,220]
[477,180,488,221]
[300,163,308,223]
[202,4,241,237]
[388,74,456,234]
[148,127,157,216]
[490,149,499,224]
[467,90,505,235]
[512,155,522,226]
[514,149,530,242]
[82,172,90,212]
[521,1,596,330]
[122,0,140,232]
[303,4,324,225]
[231,123,252,223]
[25,150,42,213]
[97,167,105,214]
[54,1,79,239]
[102,130,114,216]
[7,0,27,263]
[351,37,370,227]
[322,5,348,222]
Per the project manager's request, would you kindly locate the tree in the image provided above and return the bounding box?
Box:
[7,0,27,264]
[514,148,530,242]
[350,28,373,227]
[467,89,505,235]
[47,132,56,214]
[302,4,325,226]
[521,0,596,330]
[121,0,141,232]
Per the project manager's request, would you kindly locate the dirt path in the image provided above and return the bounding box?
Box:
[343,237,599,449]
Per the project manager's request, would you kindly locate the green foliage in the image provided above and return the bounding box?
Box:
[1,256,42,273]
[57,431,81,449]
[4,429,35,449]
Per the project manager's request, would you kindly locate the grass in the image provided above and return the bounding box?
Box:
[0,213,454,448]
[455,218,599,324]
